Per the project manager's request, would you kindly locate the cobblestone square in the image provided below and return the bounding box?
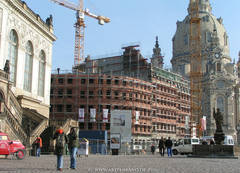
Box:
[0,155,239,173]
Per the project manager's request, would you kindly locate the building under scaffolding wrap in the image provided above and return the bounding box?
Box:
[50,41,191,149]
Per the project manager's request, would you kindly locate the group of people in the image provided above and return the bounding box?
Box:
[53,127,78,171]
[34,127,80,171]
[151,137,173,157]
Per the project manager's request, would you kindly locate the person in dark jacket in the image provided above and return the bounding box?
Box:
[158,137,165,157]
[66,127,78,169]
[151,144,155,155]
[165,137,173,157]
[53,127,66,171]
[35,136,42,157]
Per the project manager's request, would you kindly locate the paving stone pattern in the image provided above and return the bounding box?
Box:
[0,155,240,173]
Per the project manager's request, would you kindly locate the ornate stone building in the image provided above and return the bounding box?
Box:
[171,0,239,141]
[0,0,56,148]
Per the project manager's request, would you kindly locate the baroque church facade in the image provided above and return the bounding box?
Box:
[171,0,240,142]
[0,0,56,148]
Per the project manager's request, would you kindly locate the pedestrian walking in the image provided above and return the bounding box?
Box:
[151,144,155,155]
[53,127,66,171]
[158,137,165,157]
[66,127,78,170]
[35,136,42,157]
[165,137,173,157]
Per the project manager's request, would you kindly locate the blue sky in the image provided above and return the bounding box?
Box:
[24,0,240,71]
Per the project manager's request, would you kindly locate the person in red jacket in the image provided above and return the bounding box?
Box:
[35,136,42,157]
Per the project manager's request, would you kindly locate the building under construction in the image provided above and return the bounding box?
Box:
[50,38,191,147]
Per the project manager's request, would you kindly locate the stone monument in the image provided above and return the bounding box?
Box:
[213,108,225,145]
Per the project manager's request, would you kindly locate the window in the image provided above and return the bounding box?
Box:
[224,32,228,46]
[123,81,126,86]
[67,78,73,84]
[106,90,111,99]
[98,90,103,98]
[115,91,119,99]
[80,91,85,98]
[38,50,45,96]
[66,105,72,112]
[24,41,34,91]
[114,80,119,85]
[89,91,94,98]
[98,78,103,84]
[206,32,212,43]
[122,93,126,100]
[8,30,18,84]
[79,123,85,129]
[81,79,86,84]
[217,63,221,72]
[67,89,72,98]
[217,96,224,114]
[106,123,110,130]
[56,105,63,112]
[50,105,53,112]
[106,105,111,113]
[58,78,64,84]
[50,89,54,95]
[58,89,63,98]
[88,123,93,130]
[89,79,94,84]
[107,79,111,84]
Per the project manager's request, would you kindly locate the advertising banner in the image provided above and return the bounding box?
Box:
[77,138,89,156]
[103,109,109,123]
[135,111,140,124]
[110,110,132,143]
[110,133,121,149]
[78,108,84,122]
[90,108,96,122]
[201,116,206,131]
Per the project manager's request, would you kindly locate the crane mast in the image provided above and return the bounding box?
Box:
[50,0,110,66]
[74,0,85,66]
[189,0,202,137]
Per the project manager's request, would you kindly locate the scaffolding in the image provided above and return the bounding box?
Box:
[189,0,202,137]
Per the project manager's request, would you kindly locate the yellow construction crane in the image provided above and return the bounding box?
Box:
[49,0,110,66]
[189,0,202,137]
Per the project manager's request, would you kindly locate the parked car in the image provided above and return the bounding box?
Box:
[0,132,26,159]
[172,137,200,155]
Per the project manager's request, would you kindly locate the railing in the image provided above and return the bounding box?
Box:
[29,119,48,145]
[3,103,27,145]
[62,119,78,134]
[0,69,9,81]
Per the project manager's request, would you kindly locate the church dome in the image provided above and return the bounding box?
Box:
[171,0,231,76]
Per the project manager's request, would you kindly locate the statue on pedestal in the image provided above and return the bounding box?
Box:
[213,108,225,145]
[4,60,10,74]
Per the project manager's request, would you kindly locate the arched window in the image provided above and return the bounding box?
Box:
[8,30,18,84]
[184,34,188,45]
[217,96,224,114]
[206,32,212,43]
[24,41,33,92]
[38,50,45,96]
[224,32,228,46]
[217,63,221,72]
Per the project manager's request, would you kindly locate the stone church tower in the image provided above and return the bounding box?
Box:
[151,36,164,69]
[171,0,239,141]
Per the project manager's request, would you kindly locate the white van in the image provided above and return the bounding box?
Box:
[201,135,234,145]
[172,138,200,155]
[224,135,234,145]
